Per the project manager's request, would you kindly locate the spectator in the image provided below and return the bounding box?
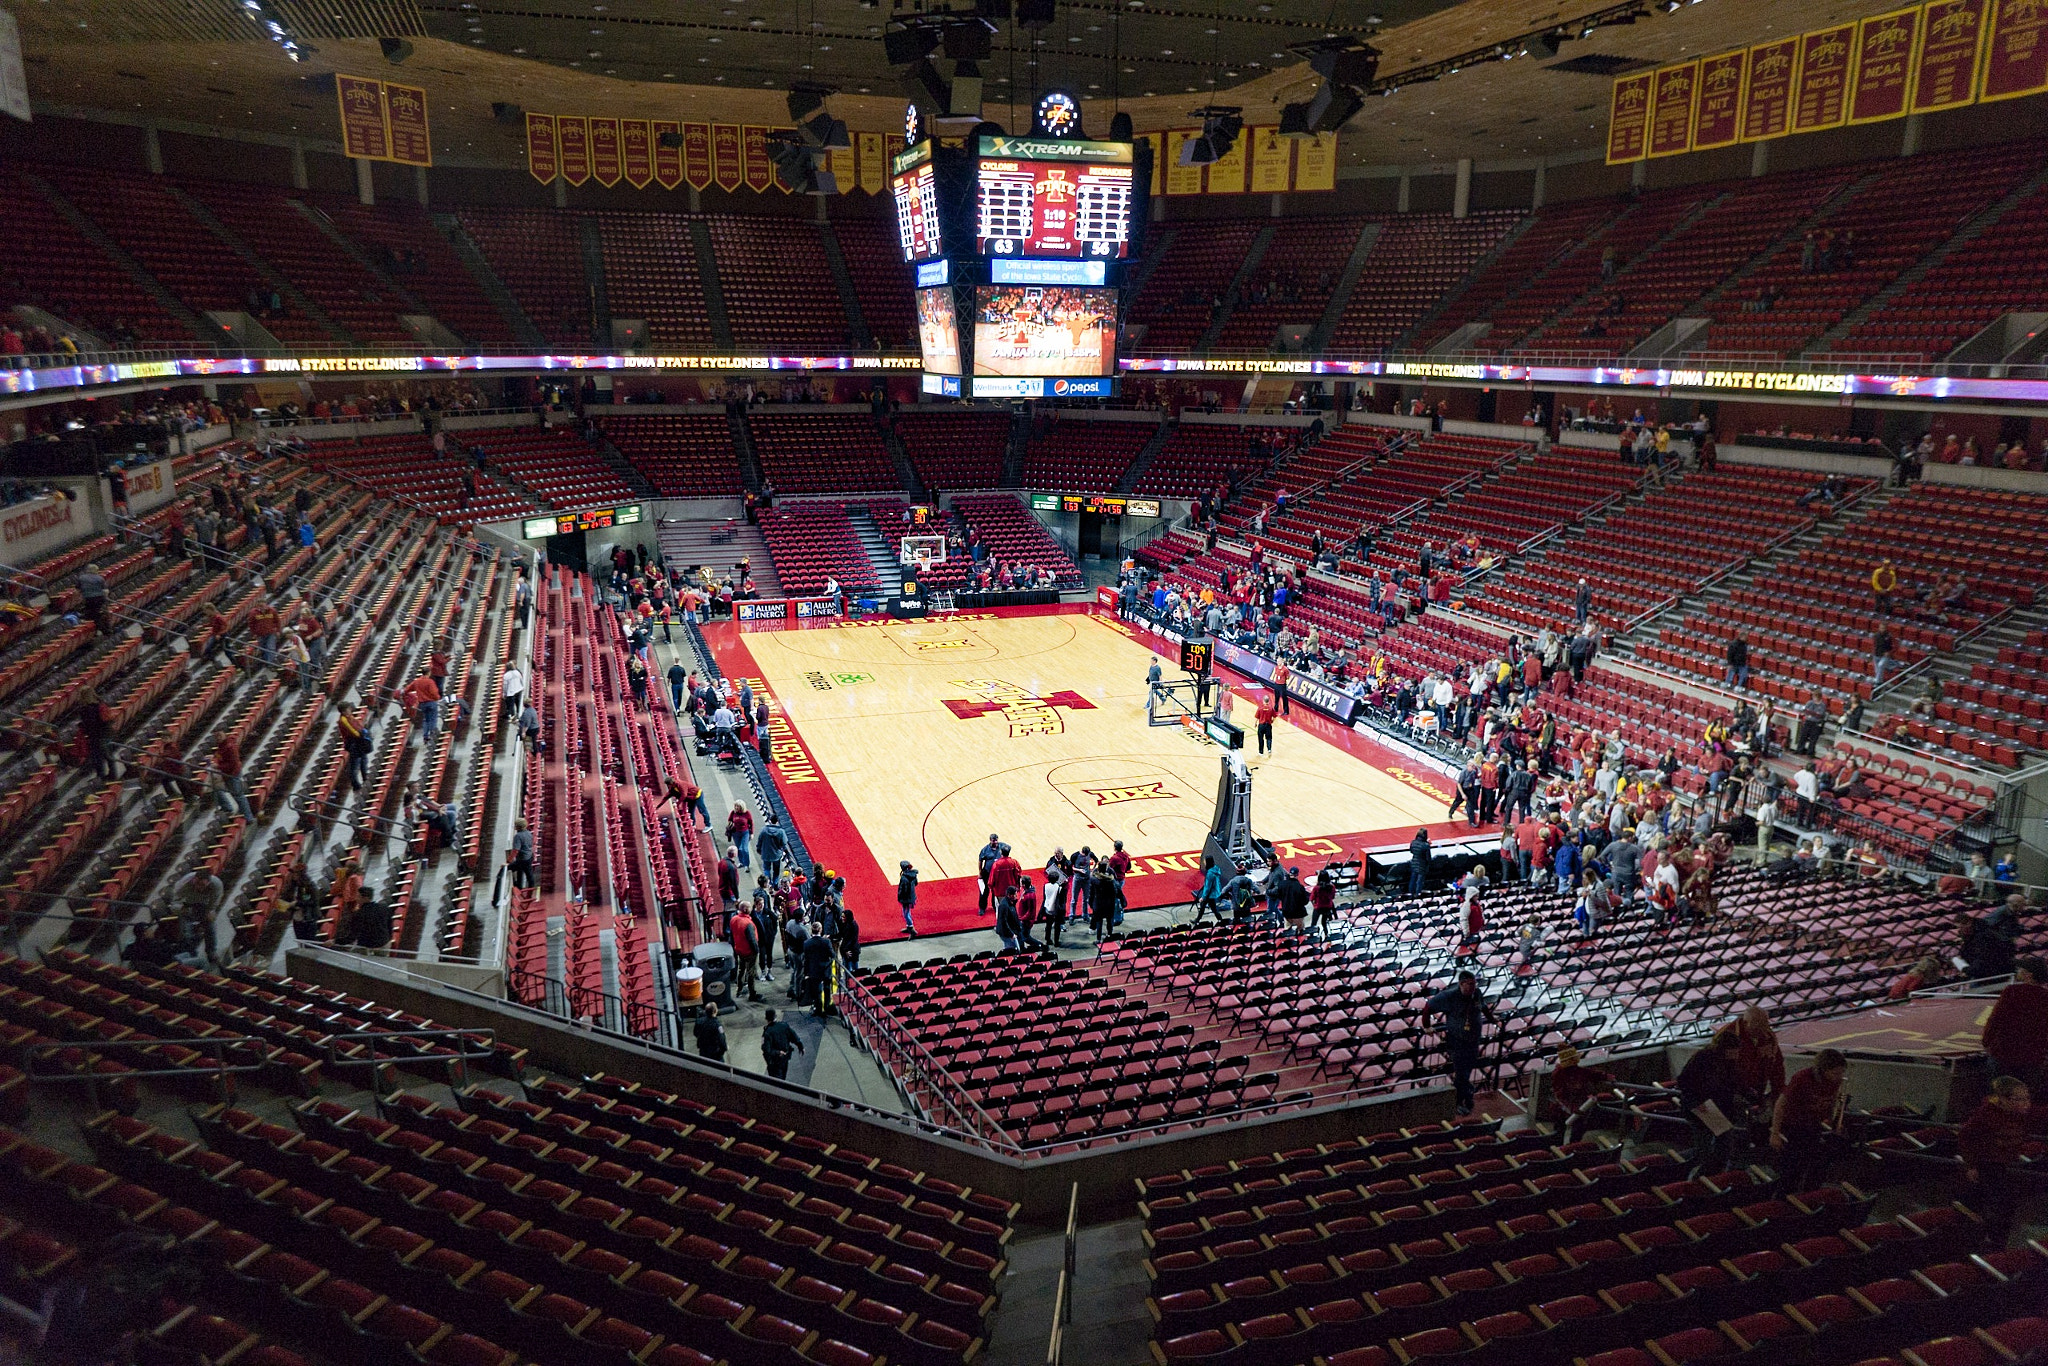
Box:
[1981,955,2048,1090]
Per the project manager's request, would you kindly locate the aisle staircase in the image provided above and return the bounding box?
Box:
[433,213,549,349]
[848,507,903,588]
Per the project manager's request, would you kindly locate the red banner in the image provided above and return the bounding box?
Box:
[1742,37,1801,140]
[1913,0,1988,110]
[742,125,773,192]
[1605,72,1653,163]
[381,81,431,166]
[556,115,590,187]
[1647,60,1700,157]
[1793,24,1856,130]
[525,112,558,184]
[620,119,652,189]
[588,116,621,187]
[1849,7,1922,122]
[711,123,743,191]
[885,133,906,170]
[1980,0,2048,101]
[651,121,683,189]
[335,75,390,160]
[1692,49,1747,149]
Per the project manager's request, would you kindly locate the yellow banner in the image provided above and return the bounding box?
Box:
[857,132,886,195]
[1205,134,1248,193]
[1163,131,1204,195]
[1248,126,1292,193]
[829,144,856,194]
[1294,132,1338,191]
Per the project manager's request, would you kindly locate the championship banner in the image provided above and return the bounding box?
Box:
[620,119,652,188]
[382,81,431,166]
[1849,7,1922,122]
[856,131,885,194]
[1792,23,1856,131]
[1647,59,1700,157]
[335,74,390,160]
[1741,37,1800,140]
[1248,126,1291,193]
[1163,130,1204,194]
[741,125,774,192]
[1980,0,2048,101]
[1294,131,1339,191]
[588,116,621,187]
[556,115,590,186]
[525,112,558,184]
[1204,130,1248,193]
[711,123,743,191]
[1692,49,1748,149]
[1913,0,1987,111]
[1605,72,1653,162]
[828,143,856,194]
[651,120,682,189]
[683,122,713,190]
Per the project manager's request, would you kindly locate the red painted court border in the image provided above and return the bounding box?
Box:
[701,604,1497,944]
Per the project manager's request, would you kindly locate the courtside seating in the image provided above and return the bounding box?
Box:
[596,413,744,497]
[756,503,883,597]
[455,207,594,348]
[748,414,898,494]
[949,494,1083,589]
[595,212,716,348]
[894,413,1010,493]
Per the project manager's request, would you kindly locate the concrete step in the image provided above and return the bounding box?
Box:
[657,518,782,596]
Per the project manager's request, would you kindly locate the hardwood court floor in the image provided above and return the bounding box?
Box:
[705,605,1470,941]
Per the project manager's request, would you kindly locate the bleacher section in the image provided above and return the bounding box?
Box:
[708,220,848,350]
[1136,424,1297,499]
[1021,418,1157,492]
[1129,222,1264,351]
[757,502,883,598]
[1413,198,1629,352]
[1327,213,1521,354]
[1211,219,1369,350]
[893,412,1010,494]
[950,494,1083,589]
[834,217,917,350]
[186,182,416,346]
[2,169,194,345]
[747,413,898,494]
[596,412,744,498]
[306,436,538,524]
[470,430,639,511]
[593,212,716,348]
[321,200,521,350]
[453,207,594,349]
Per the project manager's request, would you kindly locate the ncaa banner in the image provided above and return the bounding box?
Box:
[1847,7,1922,123]
[1791,23,1857,130]
[1741,37,1800,140]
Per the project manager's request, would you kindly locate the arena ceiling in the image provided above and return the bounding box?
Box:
[14,0,1925,168]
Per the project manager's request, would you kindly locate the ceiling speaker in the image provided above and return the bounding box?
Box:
[378,36,413,64]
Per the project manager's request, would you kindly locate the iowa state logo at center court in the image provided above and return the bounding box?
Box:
[941,678,1095,736]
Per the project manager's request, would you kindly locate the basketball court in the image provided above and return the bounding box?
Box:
[700,604,1474,942]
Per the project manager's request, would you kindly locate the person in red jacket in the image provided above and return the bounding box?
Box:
[730,909,762,1002]
[1255,691,1278,756]
[214,732,253,820]
[1958,1075,2033,1244]
[1981,956,2048,1091]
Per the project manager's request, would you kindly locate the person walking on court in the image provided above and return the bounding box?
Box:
[1255,690,1277,755]
[1146,656,1164,705]
[896,860,919,936]
[761,1008,804,1080]
[976,834,1004,916]
[1424,970,1490,1116]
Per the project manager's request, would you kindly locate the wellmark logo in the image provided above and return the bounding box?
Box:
[942,678,1095,736]
[1080,782,1176,806]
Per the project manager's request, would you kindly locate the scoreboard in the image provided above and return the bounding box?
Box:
[976,137,1134,260]
[1029,493,1161,518]
[892,158,943,263]
[523,503,643,538]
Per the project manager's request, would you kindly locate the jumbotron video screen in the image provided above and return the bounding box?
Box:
[972,285,1118,378]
